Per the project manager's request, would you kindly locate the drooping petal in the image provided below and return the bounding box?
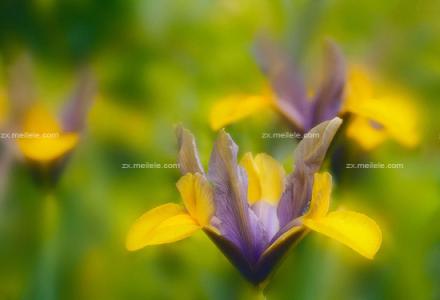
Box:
[277,117,342,228]
[126,203,200,251]
[208,130,266,263]
[17,134,79,162]
[210,94,272,131]
[310,40,346,129]
[240,152,285,205]
[17,105,79,162]
[176,173,214,226]
[343,66,419,148]
[346,96,419,148]
[254,36,309,131]
[303,172,332,219]
[303,210,382,259]
[176,125,205,175]
[346,117,387,150]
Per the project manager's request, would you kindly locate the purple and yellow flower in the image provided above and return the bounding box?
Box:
[10,67,96,185]
[126,117,382,287]
[210,37,345,134]
[210,38,419,149]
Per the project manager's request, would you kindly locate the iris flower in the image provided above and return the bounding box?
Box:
[126,117,382,289]
[11,67,95,184]
[210,38,419,149]
[210,37,345,134]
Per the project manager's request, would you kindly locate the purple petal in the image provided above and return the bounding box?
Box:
[254,36,310,131]
[251,201,279,242]
[309,40,346,129]
[277,117,343,228]
[208,130,266,264]
[61,68,96,132]
[175,126,205,175]
[255,221,306,284]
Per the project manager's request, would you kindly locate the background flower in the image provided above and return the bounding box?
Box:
[0,1,438,300]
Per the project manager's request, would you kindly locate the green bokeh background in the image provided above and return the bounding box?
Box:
[0,0,439,299]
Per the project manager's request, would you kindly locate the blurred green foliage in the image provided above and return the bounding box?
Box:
[0,0,440,299]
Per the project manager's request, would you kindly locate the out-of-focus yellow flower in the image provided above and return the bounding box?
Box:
[343,66,420,149]
[17,105,79,163]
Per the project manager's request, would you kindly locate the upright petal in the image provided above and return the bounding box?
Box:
[176,173,214,226]
[240,152,285,205]
[61,68,96,132]
[303,210,382,259]
[126,203,200,251]
[176,126,205,175]
[210,94,272,130]
[254,36,309,131]
[310,40,346,129]
[277,118,342,228]
[208,130,266,263]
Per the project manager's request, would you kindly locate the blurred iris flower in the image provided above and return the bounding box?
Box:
[126,117,381,288]
[210,37,419,149]
[4,57,95,185]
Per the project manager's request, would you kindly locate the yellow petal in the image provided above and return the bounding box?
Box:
[346,117,387,150]
[176,173,214,226]
[240,153,285,205]
[22,104,61,133]
[304,172,332,219]
[17,104,79,162]
[17,133,79,162]
[343,66,419,148]
[240,153,262,203]
[303,210,382,259]
[126,203,200,251]
[210,94,272,130]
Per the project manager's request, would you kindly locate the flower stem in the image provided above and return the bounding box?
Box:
[25,191,60,300]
